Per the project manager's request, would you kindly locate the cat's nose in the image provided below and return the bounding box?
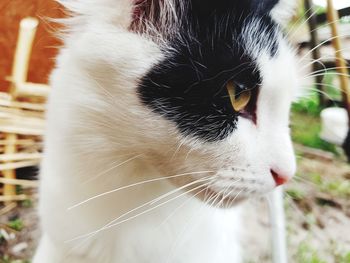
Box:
[270,169,288,186]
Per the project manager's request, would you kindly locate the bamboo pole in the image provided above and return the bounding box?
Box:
[15,82,50,98]
[0,178,38,188]
[0,202,17,216]
[326,0,350,119]
[0,160,40,171]
[0,194,31,202]
[10,17,39,98]
[304,0,326,105]
[0,139,36,146]
[2,134,17,201]
[0,153,42,162]
[0,96,46,111]
[2,17,39,204]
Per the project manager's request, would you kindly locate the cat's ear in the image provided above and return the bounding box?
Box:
[251,0,297,25]
[58,0,135,29]
[58,0,175,38]
[269,0,298,26]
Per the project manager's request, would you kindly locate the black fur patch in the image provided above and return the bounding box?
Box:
[137,0,280,142]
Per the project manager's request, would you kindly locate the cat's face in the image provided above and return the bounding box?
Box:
[66,0,300,206]
[130,0,300,205]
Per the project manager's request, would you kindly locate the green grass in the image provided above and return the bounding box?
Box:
[0,256,30,263]
[286,188,306,201]
[297,242,327,263]
[291,110,338,154]
[291,68,346,154]
[291,78,335,154]
[308,173,350,198]
[336,251,350,263]
[7,218,24,232]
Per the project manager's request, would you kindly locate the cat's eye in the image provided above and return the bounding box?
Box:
[226,81,251,112]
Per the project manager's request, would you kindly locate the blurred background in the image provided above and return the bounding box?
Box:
[0,0,349,262]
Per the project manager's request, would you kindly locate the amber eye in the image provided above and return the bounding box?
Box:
[226,80,251,112]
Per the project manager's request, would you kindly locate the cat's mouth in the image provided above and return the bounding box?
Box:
[195,186,247,208]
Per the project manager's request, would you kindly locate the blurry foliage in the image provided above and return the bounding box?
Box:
[291,70,343,153]
[307,172,350,198]
[286,188,306,201]
[291,111,338,153]
[0,256,30,263]
[7,218,24,232]
[297,242,327,263]
[297,241,350,263]
[337,251,350,263]
[21,199,33,208]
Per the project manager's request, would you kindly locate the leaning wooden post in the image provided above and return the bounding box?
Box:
[326,0,350,120]
[2,17,39,204]
[304,0,326,106]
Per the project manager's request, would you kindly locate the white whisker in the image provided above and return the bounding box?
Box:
[83,154,143,184]
[69,171,215,210]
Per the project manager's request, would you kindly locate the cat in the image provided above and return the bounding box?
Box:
[34,0,300,262]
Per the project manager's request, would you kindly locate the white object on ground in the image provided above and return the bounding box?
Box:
[320,107,348,145]
[313,0,350,10]
[11,242,29,255]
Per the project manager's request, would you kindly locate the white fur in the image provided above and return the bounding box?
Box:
[270,0,298,26]
[34,1,300,262]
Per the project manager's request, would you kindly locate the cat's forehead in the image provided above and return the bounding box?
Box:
[132,0,294,54]
[189,0,280,14]
[133,0,294,24]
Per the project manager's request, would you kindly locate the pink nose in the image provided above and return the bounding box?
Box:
[271,170,288,186]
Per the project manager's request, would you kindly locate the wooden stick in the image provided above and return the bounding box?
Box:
[304,0,326,105]
[10,17,39,97]
[3,134,17,204]
[0,160,39,171]
[0,194,31,202]
[327,0,350,119]
[0,202,17,216]
[0,119,44,136]
[2,18,38,204]
[0,178,38,188]
[0,153,42,162]
[0,139,36,146]
[0,106,45,119]
[14,82,50,98]
[0,97,46,111]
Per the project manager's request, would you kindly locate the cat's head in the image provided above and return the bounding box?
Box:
[61,0,300,206]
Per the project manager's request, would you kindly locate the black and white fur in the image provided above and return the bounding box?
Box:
[34,0,300,262]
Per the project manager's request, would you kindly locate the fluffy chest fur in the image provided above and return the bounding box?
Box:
[34,0,300,262]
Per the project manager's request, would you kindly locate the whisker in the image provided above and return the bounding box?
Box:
[299,34,350,63]
[68,171,215,210]
[305,87,339,102]
[83,154,143,184]
[66,177,214,243]
[304,66,350,77]
[84,180,214,238]
[286,7,321,40]
[301,53,350,71]
[164,187,217,263]
[218,178,242,207]
[63,178,214,262]
[159,183,213,227]
[304,72,350,79]
[285,5,314,38]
